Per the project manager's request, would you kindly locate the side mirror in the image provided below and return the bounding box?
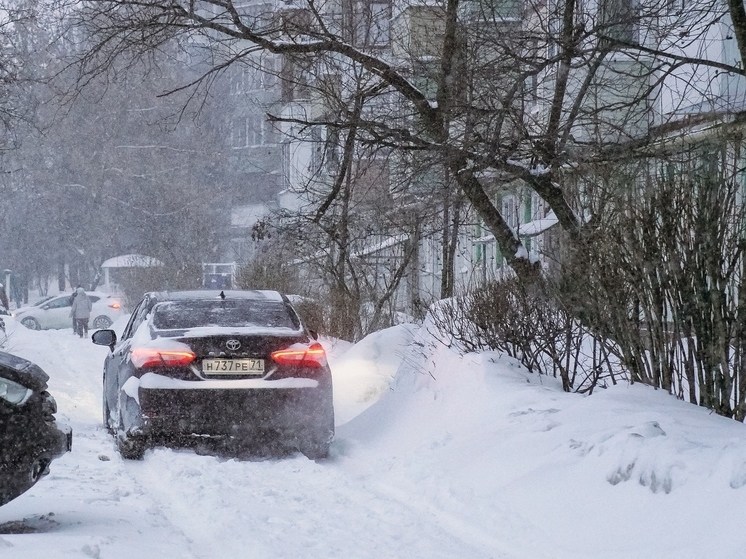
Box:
[41,305,50,310]
[308,329,319,340]
[91,329,117,351]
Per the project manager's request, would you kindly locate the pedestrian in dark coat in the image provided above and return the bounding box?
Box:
[70,287,92,338]
[0,283,8,313]
[70,287,80,333]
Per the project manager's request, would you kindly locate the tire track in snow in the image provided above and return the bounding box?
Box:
[0,325,204,559]
[132,446,507,559]
[1,324,509,558]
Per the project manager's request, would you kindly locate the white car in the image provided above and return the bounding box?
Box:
[14,292,124,331]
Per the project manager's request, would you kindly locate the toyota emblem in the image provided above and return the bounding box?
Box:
[226,339,241,351]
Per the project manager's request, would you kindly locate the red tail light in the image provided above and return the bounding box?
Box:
[109,301,121,309]
[131,347,196,369]
[271,342,327,368]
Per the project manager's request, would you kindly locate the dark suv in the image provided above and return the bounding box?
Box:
[92,290,334,460]
[0,352,72,506]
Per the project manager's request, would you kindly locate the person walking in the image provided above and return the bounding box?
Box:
[70,286,80,335]
[69,287,79,334]
[0,283,9,314]
[70,287,92,338]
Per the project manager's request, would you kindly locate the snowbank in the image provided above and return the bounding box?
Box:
[337,322,746,559]
[1,317,746,559]
[327,324,417,424]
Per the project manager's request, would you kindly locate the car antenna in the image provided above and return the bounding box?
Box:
[219,290,225,300]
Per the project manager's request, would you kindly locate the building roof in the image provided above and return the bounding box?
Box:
[101,254,165,268]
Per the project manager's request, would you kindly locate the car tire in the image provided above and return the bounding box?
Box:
[298,437,332,460]
[102,375,114,435]
[117,432,146,460]
[92,315,113,329]
[115,394,146,460]
[20,317,41,330]
[297,426,334,460]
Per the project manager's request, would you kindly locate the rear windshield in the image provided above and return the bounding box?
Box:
[151,299,300,330]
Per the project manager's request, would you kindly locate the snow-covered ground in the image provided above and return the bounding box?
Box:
[1,316,746,558]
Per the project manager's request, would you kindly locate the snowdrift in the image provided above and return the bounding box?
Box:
[334,320,746,559]
[1,315,745,558]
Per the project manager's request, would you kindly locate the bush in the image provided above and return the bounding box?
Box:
[431,279,623,392]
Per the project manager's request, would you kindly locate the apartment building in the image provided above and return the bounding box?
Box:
[227,0,745,317]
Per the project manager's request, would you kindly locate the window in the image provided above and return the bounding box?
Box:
[324,127,340,175]
[230,116,269,147]
[354,1,391,48]
[235,56,279,92]
[665,0,682,14]
[369,3,391,46]
[502,195,518,228]
[122,299,151,340]
[262,56,278,88]
[600,0,637,43]
[531,193,545,221]
[231,117,248,148]
[32,296,54,307]
[152,300,299,330]
[247,115,264,146]
[352,157,391,206]
[310,126,324,173]
[523,58,538,105]
[474,0,522,20]
[246,67,261,91]
[463,0,523,21]
[412,59,439,101]
[231,67,248,95]
[281,58,311,101]
[47,296,72,309]
[282,142,292,189]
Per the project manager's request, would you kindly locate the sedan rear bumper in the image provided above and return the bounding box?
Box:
[135,381,333,440]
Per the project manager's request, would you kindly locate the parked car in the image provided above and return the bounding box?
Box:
[91,290,334,460]
[0,352,72,506]
[14,292,124,331]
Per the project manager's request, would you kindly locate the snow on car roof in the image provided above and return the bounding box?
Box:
[148,290,285,302]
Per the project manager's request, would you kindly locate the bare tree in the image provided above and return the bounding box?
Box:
[0,33,233,293]
[46,0,746,415]
[56,0,746,288]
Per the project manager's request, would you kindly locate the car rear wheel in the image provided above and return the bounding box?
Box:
[102,381,114,434]
[115,394,146,460]
[297,436,332,460]
[92,315,113,329]
[21,317,40,330]
[117,431,146,460]
[296,422,334,460]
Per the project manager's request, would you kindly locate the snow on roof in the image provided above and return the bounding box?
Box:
[291,235,408,265]
[101,254,164,268]
[351,235,408,258]
[231,203,270,228]
[474,211,558,243]
[516,211,558,236]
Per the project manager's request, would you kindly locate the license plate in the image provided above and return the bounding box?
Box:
[202,358,265,375]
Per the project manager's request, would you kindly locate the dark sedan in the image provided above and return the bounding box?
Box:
[92,290,334,460]
[0,352,72,506]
